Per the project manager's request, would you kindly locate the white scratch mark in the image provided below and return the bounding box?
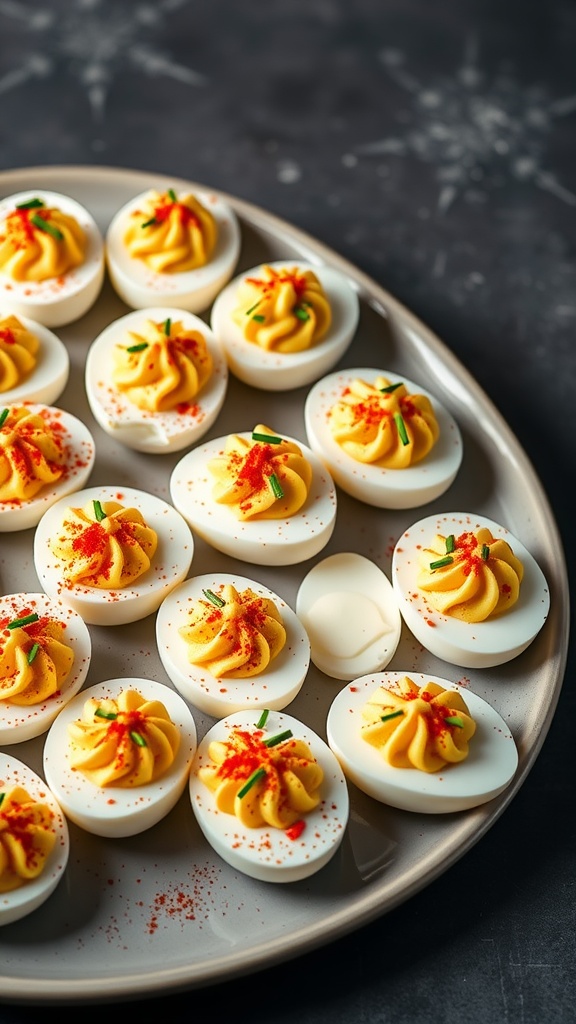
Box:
[535,171,576,206]
[277,160,302,184]
[0,53,52,94]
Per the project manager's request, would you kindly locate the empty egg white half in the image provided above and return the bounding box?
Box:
[0,752,69,926]
[327,671,519,814]
[189,708,349,883]
[0,190,105,328]
[105,188,241,313]
[169,432,337,567]
[33,485,194,626]
[156,573,311,718]
[392,512,550,669]
[304,368,463,509]
[210,260,360,391]
[43,677,197,838]
[0,404,96,533]
[296,552,401,680]
[85,307,228,454]
[0,592,91,745]
[0,313,69,406]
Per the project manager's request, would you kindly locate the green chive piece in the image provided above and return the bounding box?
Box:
[0,792,4,808]
[27,642,40,664]
[0,408,9,428]
[237,767,267,799]
[264,729,293,748]
[130,731,147,747]
[30,213,64,241]
[444,716,464,728]
[252,431,282,445]
[293,306,310,321]
[251,314,266,322]
[245,300,261,316]
[379,381,403,394]
[429,555,454,570]
[141,217,157,228]
[16,198,44,210]
[380,709,404,723]
[7,613,39,630]
[202,589,225,608]
[394,412,410,446]
[95,707,117,721]
[163,318,171,336]
[255,709,270,729]
[481,544,490,561]
[446,534,455,553]
[93,500,106,522]
[268,473,284,499]
[126,342,149,353]
[168,189,177,203]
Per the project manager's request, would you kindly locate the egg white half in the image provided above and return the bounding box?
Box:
[85,306,228,453]
[327,671,519,813]
[189,708,349,883]
[43,677,197,838]
[0,313,69,406]
[304,368,463,509]
[156,573,311,718]
[210,260,360,391]
[392,512,550,668]
[0,752,69,926]
[169,432,337,566]
[33,485,194,626]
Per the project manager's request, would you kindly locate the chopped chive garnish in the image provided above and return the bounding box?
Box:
[293,306,310,321]
[95,708,117,720]
[237,767,267,799]
[379,381,403,393]
[0,793,4,808]
[264,729,293,748]
[255,709,269,729]
[168,188,177,203]
[446,534,455,553]
[245,300,261,316]
[481,544,490,561]
[141,217,157,228]
[16,197,44,209]
[429,555,454,570]
[380,709,404,723]
[93,500,106,522]
[444,716,464,728]
[27,642,40,664]
[394,412,410,446]
[30,214,64,241]
[202,588,225,608]
[251,314,266,322]
[126,342,149,353]
[163,317,171,336]
[7,613,39,630]
[252,431,282,444]
[268,473,284,499]
[0,408,9,428]
[130,731,147,747]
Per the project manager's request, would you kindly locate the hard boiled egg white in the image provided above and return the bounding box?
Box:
[33,485,194,626]
[0,592,91,745]
[0,190,104,328]
[0,313,69,406]
[0,752,69,926]
[327,671,519,814]
[106,188,241,313]
[85,307,228,454]
[304,368,463,509]
[0,404,96,533]
[189,709,349,883]
[156,573,311,718]
[169,432,337,567]
[43,678,197,838]
[296,552,401,680]
[210,260,360,391]
[392,512,550,669]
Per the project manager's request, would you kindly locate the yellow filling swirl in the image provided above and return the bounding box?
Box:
[112,317,213,412]
[0,200,86,283]
[417,527,524,622]
[0,611,73,706]
[123,189,217,273]
[0,316,40,393]
[361,676,476,773]
[67,689,181,788]
[232,265,331,353]
[0,406,66,503]
[0,786,56,893]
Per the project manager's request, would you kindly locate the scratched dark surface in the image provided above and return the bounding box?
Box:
[0,0,574,1021]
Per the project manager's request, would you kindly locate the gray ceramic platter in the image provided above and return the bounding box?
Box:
[0,166,569,1004]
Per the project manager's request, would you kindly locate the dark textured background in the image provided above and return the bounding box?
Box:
[0,1,574,1020]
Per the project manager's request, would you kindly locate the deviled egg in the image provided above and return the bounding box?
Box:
[0,313,69,406]
[43,678,197,838]
[327,671,519,813]
[392,512,550,668]
[0,190,104,327]
[296,552,401,680]
[304,369,463,508]
[210,260,360,390]
[33,485,194,625]
[85,307,228,453]
[189,708,349,883]
[156,573,310,718]
[0,753,69,926]
[0,592,91,745]
[106,186,241,313]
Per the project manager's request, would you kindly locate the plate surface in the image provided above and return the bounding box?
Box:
[0,165,569,1004]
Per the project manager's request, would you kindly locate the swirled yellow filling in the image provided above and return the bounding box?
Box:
[123,188,217,273]
[0,405,67,503]
[0,316,40,393]
[0,609,73,706]
[0,199,86,283]
[0,786,56,892]
[232,265,331,353]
